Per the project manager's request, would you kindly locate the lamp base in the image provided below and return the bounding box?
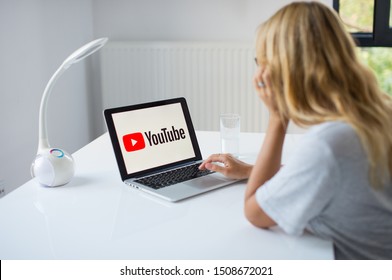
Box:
[31,148,74,187]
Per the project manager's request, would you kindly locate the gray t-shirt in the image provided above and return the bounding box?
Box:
[256,121,392,259]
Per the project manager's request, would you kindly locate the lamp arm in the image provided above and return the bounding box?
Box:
[37,63,69,152]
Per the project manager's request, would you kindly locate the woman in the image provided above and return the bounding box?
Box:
[199,1,392,259]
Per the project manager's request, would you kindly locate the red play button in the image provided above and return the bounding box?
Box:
[123,133,146,152]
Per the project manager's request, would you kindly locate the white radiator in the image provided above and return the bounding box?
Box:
[100,41,269,132]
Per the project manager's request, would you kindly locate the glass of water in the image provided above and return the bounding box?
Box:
[220,113,240,157]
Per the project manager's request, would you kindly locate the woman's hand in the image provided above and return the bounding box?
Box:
[253,65,289,128]
[199,153,253,180]
[253,66,280,118]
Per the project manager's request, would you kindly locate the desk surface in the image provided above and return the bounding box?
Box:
[0,131,333,259]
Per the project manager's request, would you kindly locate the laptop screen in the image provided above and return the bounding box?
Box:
[104,98,202,180]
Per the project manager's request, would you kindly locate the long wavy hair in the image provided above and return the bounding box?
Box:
[255,1,392,188]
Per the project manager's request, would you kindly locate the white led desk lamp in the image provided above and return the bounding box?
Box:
[31,38,108,187]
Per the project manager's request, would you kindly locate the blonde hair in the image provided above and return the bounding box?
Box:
[256,1,392,188]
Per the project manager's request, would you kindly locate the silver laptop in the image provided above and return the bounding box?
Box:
[104,97,239,202]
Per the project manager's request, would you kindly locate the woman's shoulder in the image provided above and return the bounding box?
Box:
[307,121,353,135]
[303,121,364,158]
[305,121,357,141]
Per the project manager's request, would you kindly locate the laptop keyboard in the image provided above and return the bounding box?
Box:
[135,163,215,189]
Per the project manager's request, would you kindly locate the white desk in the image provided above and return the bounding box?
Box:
[0,131,333,259]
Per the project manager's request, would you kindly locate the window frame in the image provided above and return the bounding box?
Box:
[333,0,392,47]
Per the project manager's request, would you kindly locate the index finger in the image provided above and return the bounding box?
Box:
[199,154,223,169]
[261,68,272,89]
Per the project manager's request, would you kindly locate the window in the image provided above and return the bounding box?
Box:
[334,0,392,96]
[333,0,392,46]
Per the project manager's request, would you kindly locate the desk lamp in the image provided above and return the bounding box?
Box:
[31,37,108,187]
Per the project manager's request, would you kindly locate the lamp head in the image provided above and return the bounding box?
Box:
[62,37,108,69]
[32,37,108,187]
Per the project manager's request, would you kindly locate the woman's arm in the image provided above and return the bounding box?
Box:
[244,65,288,228]
[244,116,287,228]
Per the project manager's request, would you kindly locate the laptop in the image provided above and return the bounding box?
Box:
[104,97,240,202]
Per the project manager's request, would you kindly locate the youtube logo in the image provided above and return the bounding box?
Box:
[123,132,146,152]
[123,126,186,153]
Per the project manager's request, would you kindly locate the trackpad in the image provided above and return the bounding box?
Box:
[185,175,230,189]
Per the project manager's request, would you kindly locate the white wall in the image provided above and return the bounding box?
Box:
[0,0,332,196]
[93,0,332,41]
[0,0,94,195]
[93,0,288,41]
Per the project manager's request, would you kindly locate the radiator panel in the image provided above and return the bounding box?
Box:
[100,41,269,132]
